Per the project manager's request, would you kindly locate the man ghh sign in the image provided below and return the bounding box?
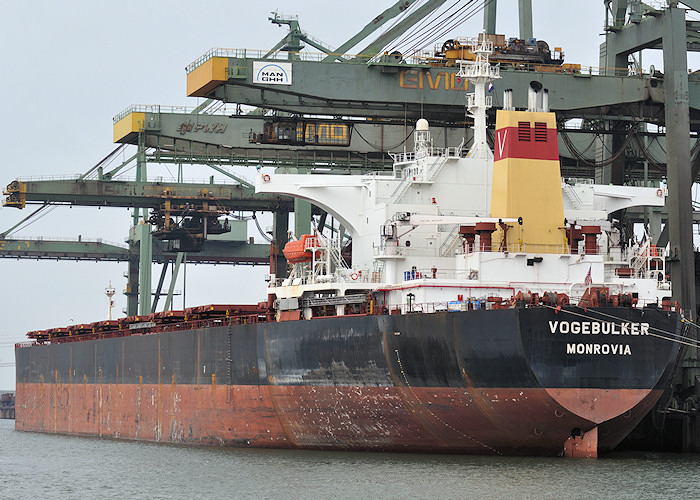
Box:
[253,61,292,85]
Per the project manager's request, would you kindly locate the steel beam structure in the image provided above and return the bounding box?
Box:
[272,211,289,282]
[0,238,270,264]
[126,253,138,315]
[480,0,533,40]
[0,238,129,261]
[116,108,679,163]
[162,252,185,311]
[322,0,420,62]
[3,179,294,211]
[604,5,662,60]
[200,61,672,121]
[518,0,533,41]
[112,110,402,171]
[352,0,449,61]
[132,224,152,315]
[602,5,696,316]
[600,2,700,448]
[483,0,497,34]
[662,7,695,316]
[106,106,686,188]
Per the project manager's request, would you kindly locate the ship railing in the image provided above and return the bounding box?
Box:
[277,273,327,287]
[399,266,558,282]
[304,235,321,251]
[630,242,666,280]
[467,93,493,109]
[376,241,581,261]
[439,224,462,257]
[458,242,579,255]
[113,104,161,122]
[273,265,378,287]
[13,174,248,186]
[390,145,463,165]
[563,177,595,185]
[433,145,463,158]
[35,314,267,345]
[268,276,285,287]
[385,297,511,315]
[383,292,671,316]
[362,171,397,180]
[5,234,128,249]
[113,103,238,122]
[15,341,37,349]
[383,241,605,264]
[185,48,640,80]
[390,151,416,164]
[186,48,426,74]
[561,183,583,210]
[401,267,457,281]
[311,268,374,285]
[345,269,373,283]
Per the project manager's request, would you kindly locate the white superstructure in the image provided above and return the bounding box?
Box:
[256,36,669,319]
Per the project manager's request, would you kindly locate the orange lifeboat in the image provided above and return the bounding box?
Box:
[283,234,319,263]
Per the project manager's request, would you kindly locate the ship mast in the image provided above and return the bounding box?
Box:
[458,33,500,159]
[105,281,115,320]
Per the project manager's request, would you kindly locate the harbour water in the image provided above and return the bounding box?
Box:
[1,419,699,499]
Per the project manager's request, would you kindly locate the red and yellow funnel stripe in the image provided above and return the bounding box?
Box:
[490,110,566,253]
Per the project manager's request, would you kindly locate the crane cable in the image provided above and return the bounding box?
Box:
[419,0,492,48]
[415,0,486,48]
[561,123,700,173]
[354,127,414,151]
[633,134,666,170]
[251,212,272,243]
[1,203,58,238]
[389,0,467,52]
[559,127,636,168]
[400,0,493,57]
[393,0,478,55]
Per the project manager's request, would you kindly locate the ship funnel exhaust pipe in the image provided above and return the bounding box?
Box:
[503,89,514,111]
[542,89,549,113]
[527,87,536,112]
[528,81,544,112]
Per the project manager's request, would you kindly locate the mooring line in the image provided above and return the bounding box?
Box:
[394,348,502,455]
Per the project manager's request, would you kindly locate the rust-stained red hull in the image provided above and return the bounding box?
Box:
[15,381,665,455]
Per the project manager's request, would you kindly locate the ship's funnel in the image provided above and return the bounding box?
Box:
[490,107,566,253]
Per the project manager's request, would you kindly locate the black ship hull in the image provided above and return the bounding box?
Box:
[15,306,682,456]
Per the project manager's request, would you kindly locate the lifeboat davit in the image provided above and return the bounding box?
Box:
[282,234,319,263]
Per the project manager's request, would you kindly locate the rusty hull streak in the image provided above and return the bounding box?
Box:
[382,327,455,450]
[15,381,662,455]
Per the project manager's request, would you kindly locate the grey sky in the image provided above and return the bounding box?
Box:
[0,1,608,389]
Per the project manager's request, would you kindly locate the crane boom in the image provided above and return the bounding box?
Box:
[322,0,419,62]
[353,0,450,60]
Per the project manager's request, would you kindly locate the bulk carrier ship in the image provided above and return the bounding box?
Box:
[15,39,687,457]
